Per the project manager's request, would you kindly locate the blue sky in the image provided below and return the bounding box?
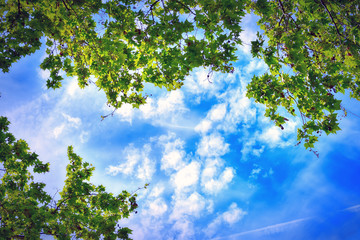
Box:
[1,14,360,240]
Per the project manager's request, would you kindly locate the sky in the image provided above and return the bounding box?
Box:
[1,14,360,240]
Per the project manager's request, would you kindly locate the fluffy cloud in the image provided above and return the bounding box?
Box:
[241,137,265,160]
[244,59,268,74]
[249,165,262,180]
[171,219,195,240]
[205,203,247,237]
[197,133,229,158]
[183,68,218,95]
[53,124,65,139]
[52,113,81,139]
[158,133,187,173]
[170,192,207,220]
[156,90,187,116]
[140,90,188,119]
[114,90,189,127]
[259,119,298,148]
[208,103,227,122]
[201,158,235,194]
[106,144,155,181]
[137,156,156,181]
[172,161,201,191]
[221,88,257,132]
[115,103,135,123]
[194,119,212,134]
[146,198,168,217]
[149,184,165,198]
[193,83,258,137]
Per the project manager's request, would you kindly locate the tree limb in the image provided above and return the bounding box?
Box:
[319,0,342,38]
[277,0,300,29]
[51,193,97,214]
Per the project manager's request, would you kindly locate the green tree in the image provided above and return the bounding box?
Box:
[0,116,139,239]
[246,0,360,152]
[1,0,359,149]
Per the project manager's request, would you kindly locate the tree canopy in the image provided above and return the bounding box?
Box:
[1,0,359,148]
[0,116,139,239]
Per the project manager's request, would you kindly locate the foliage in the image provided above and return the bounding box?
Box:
[246,0,360,151]
[0,0,244,109]
[0,116,138,239]
[1,0,359,149]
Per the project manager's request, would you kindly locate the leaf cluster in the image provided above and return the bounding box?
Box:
[0,116,137,239]
[1,0,246,109]
[246,0,360,151]
[1,0,360,150]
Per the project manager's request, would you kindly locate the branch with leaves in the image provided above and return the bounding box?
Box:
[0,116,138,239]
[1,0,359,151]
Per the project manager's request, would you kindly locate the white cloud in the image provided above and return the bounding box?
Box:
[157,90,186,116]
[62,113,81,127]
[140,90,188,119]
[259,119,298,148]
[260,126,282,146]
[249,165,262,180]
[202,167,235,194]
[146,198,168,217]
[253,146,265,157]
[197,133,229,158]
[161,149,185,172]
[172,161,200,191]
[149,184,165,198]
[139,98,155,119]
[205,203,247,237]
[115,103,135,123]
[137,156,155,181]
[223,203,246,224]
[65,77,81,97]
[244,59,267,74]
[107,144,154,181]
[38,68,50,80]
[53,124,65,139]
[194,119,212,134]
[52,113,82,139]
[170,192,207,220]
[159,134,187,173]
[112,90,189,126]
[79,131,89,143]
[201,158,235,194]
[171,219,195,240]
[241,137,265,160]
[222,89,257,131]
[208,103,227,121]
[183,68,214,95]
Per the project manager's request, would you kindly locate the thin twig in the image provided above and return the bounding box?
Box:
[278,0,300,29]
[175,0,196,15]
[319,0,342,38]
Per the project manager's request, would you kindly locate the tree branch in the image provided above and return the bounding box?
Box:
[144,0,160,18]
[319,0,342,38]
[277,0,300,29]
[51,193,98,214]
[61,0,71,11]
[17,0,21,15]
[175,0,196,16]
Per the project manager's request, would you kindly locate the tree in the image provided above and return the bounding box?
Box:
[1,0,359,150]
[246,0,360,152]
[0,116,140,239]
